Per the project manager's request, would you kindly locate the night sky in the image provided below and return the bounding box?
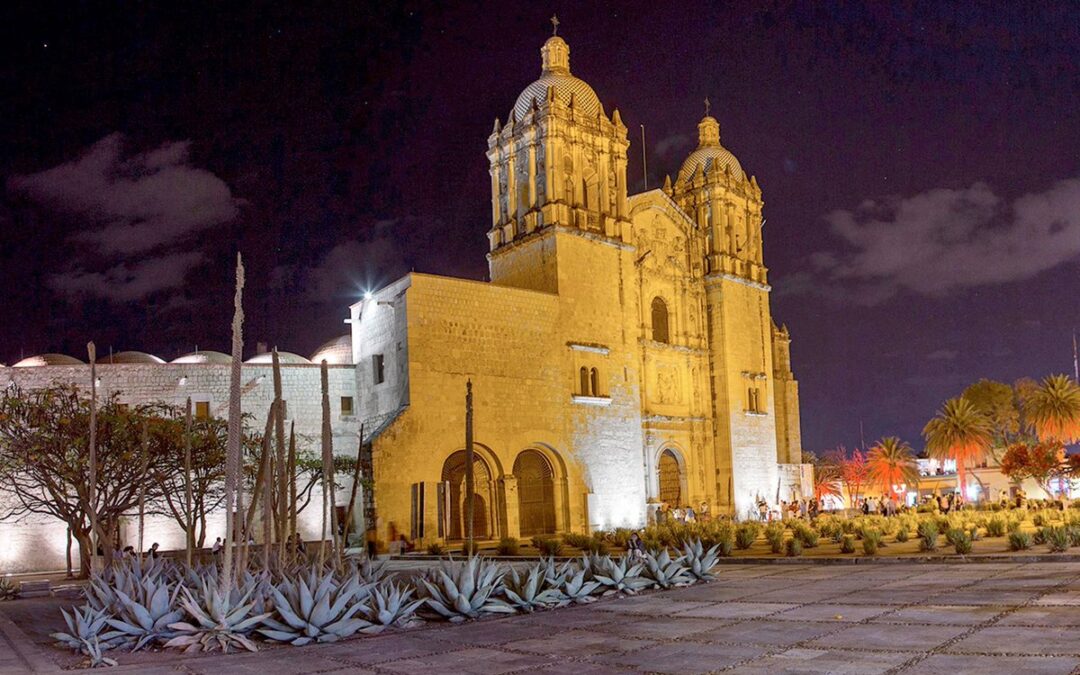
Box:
[2,2,1079,453]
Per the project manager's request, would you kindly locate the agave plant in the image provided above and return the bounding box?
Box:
[258,568,372,645]
[681,539,721,581]
[420,556,515,622]
[52,605,125,656]
[355,581,425,633]
[501,564,567,611]
[642,548,692,589]
[0,576,18,601]
[82,636,119,668]
[559,566,601,604]
[539,556,574,587]
[164,578,270,653]
[353,558,390,584]
[592,555,649,596]
[104,577,185,650]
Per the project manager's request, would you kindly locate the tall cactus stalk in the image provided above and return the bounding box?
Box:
[320,361,339,568]
[288,421,297,558]
[137,422,149,561]
[184,398,193,567]
[271,349,287,560]
[221,253,245,596]
[342,424,365,551]
[87,341,99,573]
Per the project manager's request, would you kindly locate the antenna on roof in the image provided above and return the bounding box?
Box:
[640,124,648,191]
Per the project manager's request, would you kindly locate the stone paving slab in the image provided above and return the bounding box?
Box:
[685,618,839,646]
[899,654,1080,675]
[674,601,797,619]
[945,625,1080,656]
[869,604,1005,625]
[378,646,554,674]
[730,646,913,674]
[774,602,893,622]
[584,640,767,674]
[806,622,970,652]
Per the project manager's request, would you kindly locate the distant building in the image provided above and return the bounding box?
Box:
[0,30,808,571]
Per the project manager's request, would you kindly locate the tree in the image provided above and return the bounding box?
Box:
[0,386,170,576]
[961,379,1021,452]
[150,410,261,548]
[1022,374,1080,444]
[999,441,1071,498]
[803,451,841,503]
[826,446,868,508]
[866,437,918,498]
[923,397,993,497]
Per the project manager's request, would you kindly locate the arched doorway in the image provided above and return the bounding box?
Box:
[441,450,494,540]
[658,449,682,506]
[514,450,556,536]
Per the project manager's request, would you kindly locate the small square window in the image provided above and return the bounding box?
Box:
[373,354,385,385]
[341,396,354,415]
[194,401,210,419]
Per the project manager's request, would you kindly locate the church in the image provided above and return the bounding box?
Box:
[349,30,807,543]
[0,30,807,568]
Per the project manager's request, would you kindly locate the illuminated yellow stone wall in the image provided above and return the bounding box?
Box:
[352,31,805,543]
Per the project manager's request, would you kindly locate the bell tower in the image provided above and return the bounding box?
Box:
[487,28,630,292]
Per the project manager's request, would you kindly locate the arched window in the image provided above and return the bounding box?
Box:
[589,368,600,397]
[579,367,590,395]
[651,297,670,343]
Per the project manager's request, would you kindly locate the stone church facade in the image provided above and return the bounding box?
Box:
[350,33,806,544]
[0,32,806,570]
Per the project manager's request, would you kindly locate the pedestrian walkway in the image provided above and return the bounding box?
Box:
[2,561,1079,673]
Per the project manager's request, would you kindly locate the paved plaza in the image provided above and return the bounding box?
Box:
[2,561,1079,674]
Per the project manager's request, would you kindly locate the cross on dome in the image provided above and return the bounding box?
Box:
[551,14,559,35]
[704,97,711,116]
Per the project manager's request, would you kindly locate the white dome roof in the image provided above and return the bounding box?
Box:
[171,351,231,365]
[676,116,746,184]
[511,36,603,121]
[245,351,311,365]
[310,335,353,365]
[13,353,84,367]
[101,351,165,365]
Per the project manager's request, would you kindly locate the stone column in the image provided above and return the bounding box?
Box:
[501,475,520,540]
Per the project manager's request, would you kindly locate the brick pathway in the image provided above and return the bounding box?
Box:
[3,561,1080,673]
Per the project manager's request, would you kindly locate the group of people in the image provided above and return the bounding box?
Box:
[655,500,710,524]
[755,497,821,522]
[859,494,904,517]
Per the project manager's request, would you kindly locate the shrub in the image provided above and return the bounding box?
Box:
[840,534,856,553]
[785,537,803,557]
[950,530,973,555]
[793,524,820,548]
[427,542,445,556]
[1007,517,1023,534]
[985,516,1006,537]
[1033,513,1046,528]
[562,532,593,550]
[735,523,760,550]
[862,529,882,555]
[532,537,563,557]
[917,520,939,552]
[765,523,786,554]
[895,527,909,543]
[496,537,520,556]
[1045,526,1070,553]
[1008,531,1032,551]
[1033,528,1048,545]
[1068,526,1080,548]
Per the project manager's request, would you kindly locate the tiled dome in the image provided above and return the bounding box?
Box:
[677,116,746,184]
[512,36,603,120]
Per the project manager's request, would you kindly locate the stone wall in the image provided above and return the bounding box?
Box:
[0,361,358,573]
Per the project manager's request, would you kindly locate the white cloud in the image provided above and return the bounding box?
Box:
[797,177,1080,304]
[8,133,240,254]
[49,252,205,302]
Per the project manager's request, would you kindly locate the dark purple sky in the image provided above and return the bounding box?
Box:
[2,2,1079,453]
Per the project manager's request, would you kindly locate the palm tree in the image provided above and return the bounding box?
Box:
[1022,374,1080,444]
[923,397,992,498]
[867,436,918,498]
